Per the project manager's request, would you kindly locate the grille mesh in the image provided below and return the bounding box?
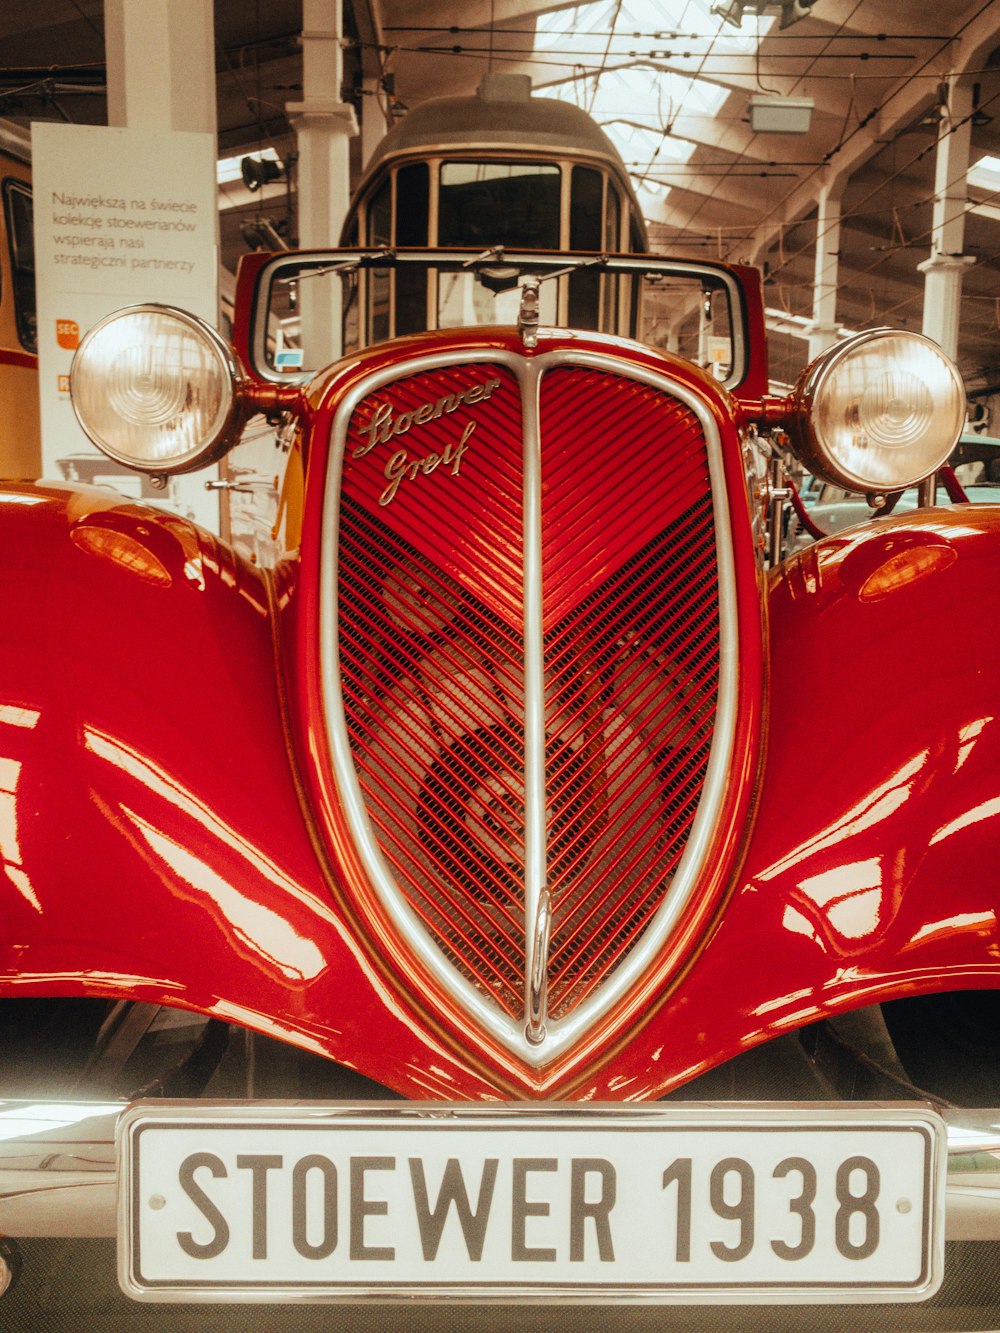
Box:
[543,504,719,1014]
[335,361,722,1025]
[539,367,719,1016]
[338,364,528,1016]
[338,506,528,1015]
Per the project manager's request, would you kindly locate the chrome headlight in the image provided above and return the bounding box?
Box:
[787,329,965,493]
[70,304,245,474]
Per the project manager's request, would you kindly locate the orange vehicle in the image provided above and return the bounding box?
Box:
[0,121,38,479]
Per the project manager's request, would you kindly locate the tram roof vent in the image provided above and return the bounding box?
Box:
[477,73,533,104]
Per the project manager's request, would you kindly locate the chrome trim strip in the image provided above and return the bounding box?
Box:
[526,349,742,1052]
[520,360,549,1042]
[526,889,552,1046]
[0,1099,995,1243]
[321,348,741,1066]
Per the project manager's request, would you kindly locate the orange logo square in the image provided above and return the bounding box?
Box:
[56,319,79,350]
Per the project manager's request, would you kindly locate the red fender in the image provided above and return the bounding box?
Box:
[587,507,1000,1097]
[0,483,498,1098]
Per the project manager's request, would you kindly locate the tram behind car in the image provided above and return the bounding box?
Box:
[0,74,998,1311]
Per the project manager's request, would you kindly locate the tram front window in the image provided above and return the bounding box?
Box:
[438,163,561,249]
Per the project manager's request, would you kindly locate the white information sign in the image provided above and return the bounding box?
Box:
[31,122,220,529]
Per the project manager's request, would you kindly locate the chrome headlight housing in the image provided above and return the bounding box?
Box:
[787,329,965,493]
[70,304,246,474]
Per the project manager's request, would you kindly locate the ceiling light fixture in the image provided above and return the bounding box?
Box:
[241,155,284,192]
[217,147,281,187]
[749,94,814,133]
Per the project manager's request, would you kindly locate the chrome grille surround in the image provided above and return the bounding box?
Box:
[320,348,739,1067]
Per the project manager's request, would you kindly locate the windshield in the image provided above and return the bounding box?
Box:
[249,250,748,389]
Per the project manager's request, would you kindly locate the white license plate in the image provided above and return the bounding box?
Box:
[117,1102,944,1304]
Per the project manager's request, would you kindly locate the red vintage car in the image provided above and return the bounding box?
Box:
[1,82,998,1317]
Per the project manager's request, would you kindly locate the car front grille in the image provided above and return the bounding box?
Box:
[331,353,726,1048]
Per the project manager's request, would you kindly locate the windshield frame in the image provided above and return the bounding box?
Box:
[244,247,755,393]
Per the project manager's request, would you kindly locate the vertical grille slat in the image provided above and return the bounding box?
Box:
[332,357,725,1040]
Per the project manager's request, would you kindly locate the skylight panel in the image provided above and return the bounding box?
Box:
[532,0,772,154]
[968,154,1000,194]
[532,0,776,218]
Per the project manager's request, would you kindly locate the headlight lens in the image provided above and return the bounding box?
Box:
[70,305,243,473]
[788,329,965,492]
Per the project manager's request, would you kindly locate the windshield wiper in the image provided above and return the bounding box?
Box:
[277,248,396,284]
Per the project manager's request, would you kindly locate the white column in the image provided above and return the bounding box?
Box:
[805,181,842,362]
[286,1,357,248]
[285,0,358,363]
[918,77,975,360]
[105,0,216,136]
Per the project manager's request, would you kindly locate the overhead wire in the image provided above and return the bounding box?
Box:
[587,0,623,115]
[65,0,104,44]
[379,42,918,63]
[654,0,866,248]
[751,93,1000,363]
[762,77,1000,300]
[743,0,1000,258]
[570,1,1000,368]
[631,7,728,199]
[364,2,999,357]
[623,0,1000,273]
[380,25,955,42]
[642,67,1000,245]
[639,8,776,243]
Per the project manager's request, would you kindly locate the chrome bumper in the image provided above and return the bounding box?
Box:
[1,1100,999,1240]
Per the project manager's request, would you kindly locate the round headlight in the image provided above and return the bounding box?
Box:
[788,329,966,493]
[70,304,244,474]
